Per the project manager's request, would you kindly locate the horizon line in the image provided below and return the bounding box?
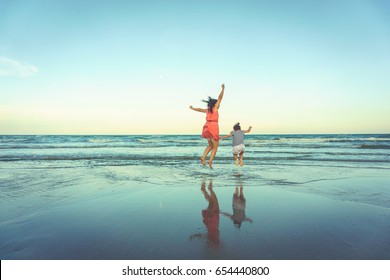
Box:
[1,133,389,136]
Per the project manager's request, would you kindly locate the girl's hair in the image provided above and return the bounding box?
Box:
[202,96,217,113]
[233,123,241,131]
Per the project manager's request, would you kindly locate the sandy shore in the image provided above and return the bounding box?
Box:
[1,165,389,260]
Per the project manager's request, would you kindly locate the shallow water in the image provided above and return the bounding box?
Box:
[1,134,389,170]
[1,135,390,259]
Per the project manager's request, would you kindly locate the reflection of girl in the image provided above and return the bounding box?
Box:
[189,84,225,168]
[222,185,253,229]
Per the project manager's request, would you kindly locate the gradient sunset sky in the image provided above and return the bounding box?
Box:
[1,0,389,134]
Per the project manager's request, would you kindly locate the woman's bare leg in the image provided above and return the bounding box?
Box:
[208,138,219,168]
[239,151,244,166]
[234,154,238,166]
[201,139,213,166]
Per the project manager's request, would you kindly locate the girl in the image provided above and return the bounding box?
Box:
[222,123,252,166]
[190,84,225,168]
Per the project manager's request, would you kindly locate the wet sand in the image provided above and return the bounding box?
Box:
[1,166,389,260]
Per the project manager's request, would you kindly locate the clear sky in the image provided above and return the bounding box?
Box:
[1,0,389,134]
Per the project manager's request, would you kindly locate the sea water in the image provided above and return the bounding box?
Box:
[1,134,389,184]
[1,134,389,169]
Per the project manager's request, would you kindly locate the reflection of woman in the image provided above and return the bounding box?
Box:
[221,184,253,229]
[190,180,220,248]
[201,180,220,247]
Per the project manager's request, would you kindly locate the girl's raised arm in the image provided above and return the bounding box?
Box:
[243,126,252,133]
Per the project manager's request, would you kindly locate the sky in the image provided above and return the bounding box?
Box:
[0,0,389,134]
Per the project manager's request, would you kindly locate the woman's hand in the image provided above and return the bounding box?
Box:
[221,84,225,89]
[189,105,193,109]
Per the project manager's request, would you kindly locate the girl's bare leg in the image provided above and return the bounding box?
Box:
[201,139,213,166]
[239,151,244,166]
[208,138,219,169]
[234,154,238,166]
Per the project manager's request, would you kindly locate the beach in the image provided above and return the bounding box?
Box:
[1,134,390,259]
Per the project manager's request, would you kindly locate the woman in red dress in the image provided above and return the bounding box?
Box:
[190,84,225,168]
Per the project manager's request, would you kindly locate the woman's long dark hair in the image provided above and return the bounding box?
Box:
[202,96,217,113]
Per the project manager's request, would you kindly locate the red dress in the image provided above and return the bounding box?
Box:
[201,107,219,141]
[202,209,220,247]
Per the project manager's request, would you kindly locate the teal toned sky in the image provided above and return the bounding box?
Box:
[1,0,389,134]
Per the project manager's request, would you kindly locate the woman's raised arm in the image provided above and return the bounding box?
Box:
[189,105,207,113]
[215,84,225,109]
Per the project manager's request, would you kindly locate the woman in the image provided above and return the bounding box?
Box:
[190,84,225,168]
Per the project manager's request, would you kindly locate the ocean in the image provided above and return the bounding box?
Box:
[1,134,389,168]
[1,134,389,185]
[1,134,390,259]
